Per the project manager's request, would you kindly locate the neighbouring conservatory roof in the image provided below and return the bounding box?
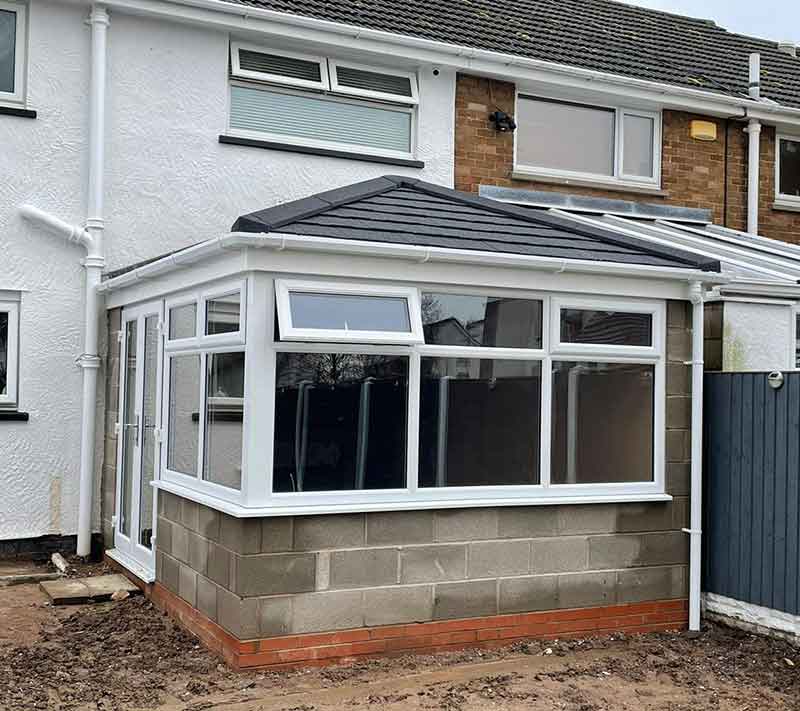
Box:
[231,176,719,271]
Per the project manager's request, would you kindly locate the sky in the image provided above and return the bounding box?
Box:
[620,0,800,43]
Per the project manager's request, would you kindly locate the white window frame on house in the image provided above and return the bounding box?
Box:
[154,275,667,513]
[0,0,27,106]
[774,133,800,209]
[227,43,419,162]
[275,279,425,345]
[513,93,662,191]
[0,295,20,408]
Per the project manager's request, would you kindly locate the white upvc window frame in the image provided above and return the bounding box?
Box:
[275,279,425,345]
[0,1,26,106]
[774,133,800,209]
[230,41,329,91]
[0,297,20,408]
[328,59,419,105]
[513,93,662,190]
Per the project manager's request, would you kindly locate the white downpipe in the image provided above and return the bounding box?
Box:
[685,281,705,632]
[746,53,761,236]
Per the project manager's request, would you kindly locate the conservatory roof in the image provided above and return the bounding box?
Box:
[231,176,720,271]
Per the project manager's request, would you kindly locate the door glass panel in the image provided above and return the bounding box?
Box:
[119,320,137,538]
[138,316,159,549]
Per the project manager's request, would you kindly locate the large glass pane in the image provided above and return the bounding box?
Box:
[206,293,241,335]
[560,309,652,347]
[138,316,158,548]
[169,303,197,340]
[119,321,137,537]
[0,311,7,395]
[230,85,413,154]
[422,293,542,348]
[551,362,654,484]
[203,352,245,490]
[623,114,655,178]
[0,11,16,95]
[167,354,200,475]
[273,352,408,492]
[289,292,411,333]
[419,358,542,487]
[779,138,800,198]
[517,96,615,176]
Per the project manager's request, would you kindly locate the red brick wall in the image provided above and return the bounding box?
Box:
[454,74,800,244]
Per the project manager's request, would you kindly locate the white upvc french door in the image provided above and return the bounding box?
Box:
[112,301,163,581]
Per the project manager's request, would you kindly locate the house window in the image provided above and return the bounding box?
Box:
[0,2,26,104]
[228,43,418,159]
[0,298,20,408]
[515,95,660,186]
[776,135,800,206]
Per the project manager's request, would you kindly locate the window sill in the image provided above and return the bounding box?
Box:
[772,200,800,214]
[219,134,425,169]
[511,169,666,196]
[154,479,671,518]
[0,410,30,421]
[0,105,36,119]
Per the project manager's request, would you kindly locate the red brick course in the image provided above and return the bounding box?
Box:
[150,582,688,671]
[454,74,800,244]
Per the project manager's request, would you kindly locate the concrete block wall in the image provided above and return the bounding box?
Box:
[454,74,800,244]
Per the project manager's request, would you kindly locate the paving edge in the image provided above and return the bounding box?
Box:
[149,583,689,671]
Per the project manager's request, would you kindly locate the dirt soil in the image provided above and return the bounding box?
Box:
[0,583,798,711]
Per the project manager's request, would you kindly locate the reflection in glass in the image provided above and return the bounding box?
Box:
[203,352,245,490]
[167,354,200,475]
[623,114,655,177]
[0,312,7,395]
[0,11,16,95]
[419,358,542,487]
[206,293,241,335]
[289,292,411,332]
[120,321,137,537]
[422,293,542,348]
[551,361,654,484]
[779,138,800,197]
[560,309,652,347]
[273,353,408,492]
[169,303,197,340]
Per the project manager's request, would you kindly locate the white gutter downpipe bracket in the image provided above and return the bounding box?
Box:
[685,280,705,633]
[746,53,761,236]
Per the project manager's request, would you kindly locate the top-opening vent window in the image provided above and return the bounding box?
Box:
[331,62,418,104]
[231,43,329,90]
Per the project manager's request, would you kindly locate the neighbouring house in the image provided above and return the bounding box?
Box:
[3,0,800,664]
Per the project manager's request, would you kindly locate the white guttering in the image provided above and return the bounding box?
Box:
[83,0,800,125]
[686,281,705,633]
[21,6,109,558]
[746,53,762,235]
[97,231,728,294]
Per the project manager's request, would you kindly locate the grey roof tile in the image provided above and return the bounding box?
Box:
[219,0,800,108]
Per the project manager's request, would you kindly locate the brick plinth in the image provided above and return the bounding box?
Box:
[150,582,688,671]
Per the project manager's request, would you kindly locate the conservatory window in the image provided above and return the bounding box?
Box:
[0,299,19,408]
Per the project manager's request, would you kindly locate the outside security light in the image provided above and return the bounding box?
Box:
[489,110,517,132]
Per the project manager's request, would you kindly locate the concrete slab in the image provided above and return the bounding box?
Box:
[40,574,141,605]
[0,561,61,587]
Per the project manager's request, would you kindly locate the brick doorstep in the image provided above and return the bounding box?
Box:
[149,582,687,671]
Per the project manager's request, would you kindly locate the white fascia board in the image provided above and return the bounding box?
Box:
[99,231,726,303]
[66,0,800,127]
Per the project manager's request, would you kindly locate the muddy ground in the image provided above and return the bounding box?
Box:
[0,581,798,711]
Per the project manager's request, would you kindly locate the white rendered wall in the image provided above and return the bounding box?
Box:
[722,301,795,372]
[0,5,454,540]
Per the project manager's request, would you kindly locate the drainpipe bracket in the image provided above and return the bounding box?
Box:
[682,528,702,535]
[683,359,704,366]
[82,255,106,269]
[85,217,105,231]
[744,120,762,134]
[76,354,102,370]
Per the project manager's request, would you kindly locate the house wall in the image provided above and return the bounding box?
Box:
[2,4,454,542]
[137,300,693,658]
[454,75,800,244]
[721,301,795,371]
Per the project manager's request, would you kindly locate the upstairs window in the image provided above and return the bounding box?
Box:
[515,95,660,187]
[0,298,20,408]
[777,135,800,206]
[228,43,418,159]
[0,1,25,104]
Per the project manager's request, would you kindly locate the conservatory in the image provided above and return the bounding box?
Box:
[98,177,721,666]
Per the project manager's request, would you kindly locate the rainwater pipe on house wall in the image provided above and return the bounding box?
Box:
[745,53,761,235]
[19,5,109,558]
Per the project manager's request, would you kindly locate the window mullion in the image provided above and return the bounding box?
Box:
[197,351,207,482]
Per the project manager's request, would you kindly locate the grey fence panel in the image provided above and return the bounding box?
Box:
[704,371,800,616]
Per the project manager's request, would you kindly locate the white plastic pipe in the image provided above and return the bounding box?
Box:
[686,281,705,632]
[746,54,761,236]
